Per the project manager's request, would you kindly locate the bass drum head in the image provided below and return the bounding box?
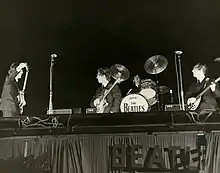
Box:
[120,94,149,112]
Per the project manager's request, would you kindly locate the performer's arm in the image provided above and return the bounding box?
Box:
[90,88,101,107]
[210,82,220,97]
[7,62,27,82]
[110,85,122,113]
[7,70,19,82]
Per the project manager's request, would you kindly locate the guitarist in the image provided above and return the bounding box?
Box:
[90,68,122,113]
[0,62,28,117]
[186,63,220,114]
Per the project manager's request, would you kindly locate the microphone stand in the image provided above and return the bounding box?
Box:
[47,54,57,115]
[174,51,185,110]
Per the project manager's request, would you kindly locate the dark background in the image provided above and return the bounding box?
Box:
[0,0,220,116]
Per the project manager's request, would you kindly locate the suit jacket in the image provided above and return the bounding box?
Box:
[129,84,141,94]
[0,69,20,113]
[185,78,220,114]
[90,83,122,113]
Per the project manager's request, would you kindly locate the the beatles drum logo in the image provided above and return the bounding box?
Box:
[120,94,149,112]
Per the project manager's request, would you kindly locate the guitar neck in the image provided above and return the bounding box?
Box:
[102,80,119,101]
[21,71,29,92]
[196,77,220,99]
[196,86,210,99]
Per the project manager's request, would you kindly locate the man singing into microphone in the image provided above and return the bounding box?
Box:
[0,62,28,117]
[186,63,220,115]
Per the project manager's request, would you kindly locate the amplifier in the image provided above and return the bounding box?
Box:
[86,108,96,114]
[164,104,188,111]
[50,109,72,115]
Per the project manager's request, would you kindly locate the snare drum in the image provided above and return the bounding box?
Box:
[120,94,149,112]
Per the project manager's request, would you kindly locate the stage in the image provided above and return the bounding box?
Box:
[0,111,219,173]
[0,111,220,137]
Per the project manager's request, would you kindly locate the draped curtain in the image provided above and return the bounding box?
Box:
[205,132,220,173]
[0,132,203,173]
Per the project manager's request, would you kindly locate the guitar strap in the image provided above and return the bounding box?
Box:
[198,77,215,99]
[14,79,20,92]
[13,79,21,102]
[102,83,112,99]
[203,78,210,89]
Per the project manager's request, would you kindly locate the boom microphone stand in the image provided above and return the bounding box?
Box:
[47,53,58,115]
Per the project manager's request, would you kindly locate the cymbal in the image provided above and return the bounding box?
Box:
[144,55,168,74]
[158,86,170,94]
[110,64,130,82]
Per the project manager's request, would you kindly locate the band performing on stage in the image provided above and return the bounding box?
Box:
[1,54,220,120]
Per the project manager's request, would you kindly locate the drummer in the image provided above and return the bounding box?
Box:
[134,75,141,89]
[128,75,158,110]
[127,75,142,94]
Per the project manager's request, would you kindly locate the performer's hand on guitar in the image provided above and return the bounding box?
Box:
[19,62,28,69]
[93,98,101,106]
[16,62,28,72]
[187,97,196,105]
[210,82,216,92]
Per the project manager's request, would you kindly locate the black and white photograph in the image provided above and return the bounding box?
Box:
[0,0,220,172]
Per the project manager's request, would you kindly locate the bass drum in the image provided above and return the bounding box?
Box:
[120,94,149,112]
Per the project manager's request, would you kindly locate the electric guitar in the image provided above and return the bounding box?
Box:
[95,77,122,113]
[187,77,220,110]
[17,66,29,114]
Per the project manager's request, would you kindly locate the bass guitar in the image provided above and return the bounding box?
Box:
[17,66,29,114]
[187,77,220,110]
[95,77,122,113]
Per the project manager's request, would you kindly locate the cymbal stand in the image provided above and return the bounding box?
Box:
[170,89,174,124]
[155,74,161,111]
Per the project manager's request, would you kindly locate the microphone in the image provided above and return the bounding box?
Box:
[214,57,220,62]
[175,50,183,55]
[51,53,58,58]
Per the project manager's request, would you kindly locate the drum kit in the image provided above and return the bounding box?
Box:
[110,55,170,113]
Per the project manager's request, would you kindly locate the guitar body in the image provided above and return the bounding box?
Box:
[187,97,201,111]
[17,91,25,114]
[20,107,24,114]
[94,78,122,114]
[96,98,109,113]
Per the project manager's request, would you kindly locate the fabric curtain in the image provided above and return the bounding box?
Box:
[78,133,198,173]
[205,132,220,173]
[50,137,83,173]
[0,132,200,173]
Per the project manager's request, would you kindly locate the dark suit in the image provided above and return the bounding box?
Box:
[0,69,20,117]
[129,84,141,94]
[90,83,122,113]
[185,78,220,114]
